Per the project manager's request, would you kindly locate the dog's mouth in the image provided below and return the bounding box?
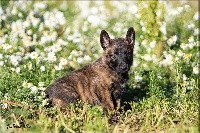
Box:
[117,66,130,74]
[119,63,129,71]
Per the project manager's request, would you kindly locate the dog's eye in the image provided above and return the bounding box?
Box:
[111,55,117,60]
[125,51,130,55]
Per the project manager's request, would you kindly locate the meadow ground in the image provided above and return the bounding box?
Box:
[0,1,199,133]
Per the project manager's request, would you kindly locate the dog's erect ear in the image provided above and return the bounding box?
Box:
[100,30,110,50]
[126,27,135,45]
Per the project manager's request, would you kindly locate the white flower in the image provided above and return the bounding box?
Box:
[34,2,47,11]
[41,36,49,44]
[143,54,152,61]
[59,58,68,66]
[167,39,173,46]
[77,1,90,17]
[50,44,62,53]
[73,38,81,43]
[30,51,39,59]
[0,61,4,66]
[188,36,194,43]
[142,63,148,69]
[142,26,146,32]
[27,83,33,88]
[41,92,46,96]
[30,86,38,93]
[177,7,183,13]
[141,40,147,46]
[83,55,91,62]
[169,50,175,55]
[44,10,66,29]
[152,54,158,63]
[0,54,3,59]
[77,57,84,64]
[128,4,137,14]
[177,50,184,57]
[188,42,196,49]
[159,22,166,35]
[38,82,44,87]
[149,41,156,48]
[39,87,46,91]
[15,67,20,73]
[187,23,195,29]
[47,52,56,62]
[23,20,31,28]
[156,9,162,17]
[70,50,79,57]
[145,46,150,53]
[55,11,66,25]
[2,43,12,51]
[160,54,173,66]
[175,57,179,61]
[87,15,101,27]
[135,75,143,82]
[133,59,138,67]
[9,55,22,66]
[31,17,40,28]
[157,75,163,79]
[11,68,15,72]
[194,28,199,35]
[91,7,98,14]
[11,60,19,66]
[22,81,28,88]
[4,93,9,99]
[68,55,73,60]
[183,54,192,60]
[27,63,32,70]
[167,35,177,46]
[27,29,32,35]
[184,4,190,10]
[172,35,177,42]
[2,103,8,109]
[182,74,187,81]
[0,37,6,44]
[11,6,18,15]
[180,43,187,50]
[42,99,48,106]
[54,65,63,71]
[40,66,45,72]
[18,12,23,18]
[193,66,199,74]
[67,35,74,41]
[38,23,44,31]
[57,39,68,46]
[0,6,3,16]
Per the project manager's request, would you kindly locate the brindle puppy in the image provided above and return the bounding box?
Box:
[45,27,135,110]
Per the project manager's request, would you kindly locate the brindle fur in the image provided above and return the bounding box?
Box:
[45,27,135,110]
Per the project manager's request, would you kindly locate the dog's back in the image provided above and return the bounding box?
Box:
[45,57,122,109]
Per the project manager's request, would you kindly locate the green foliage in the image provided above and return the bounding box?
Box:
[0,1,199,132]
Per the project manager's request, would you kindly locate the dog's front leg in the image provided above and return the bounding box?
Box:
[112,90,122,110]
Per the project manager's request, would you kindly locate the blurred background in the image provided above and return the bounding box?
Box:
[0,1,198,69]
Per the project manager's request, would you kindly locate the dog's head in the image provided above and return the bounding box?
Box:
[100,27,135,74]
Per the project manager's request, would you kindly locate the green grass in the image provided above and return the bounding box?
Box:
[0,66,198,132]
